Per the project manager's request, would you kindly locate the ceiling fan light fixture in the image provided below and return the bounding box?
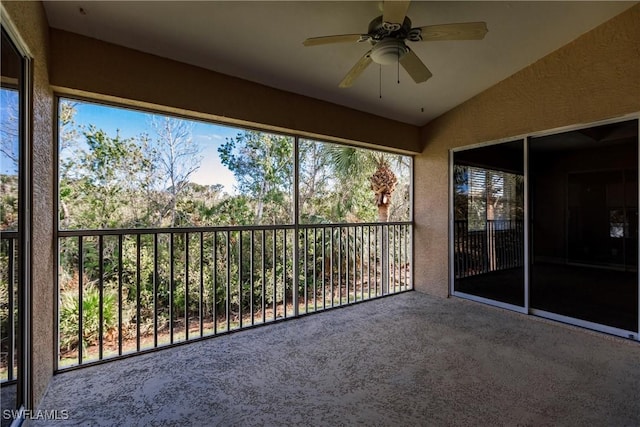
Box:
[370,39,408,65]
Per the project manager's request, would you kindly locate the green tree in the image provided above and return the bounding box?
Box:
[0,175,18,230]
[60,125,149,229]
[175,182,226,226]
[298,140,333,223]
[218,131,293,225]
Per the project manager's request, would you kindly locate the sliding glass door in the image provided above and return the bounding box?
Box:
[452,140,525,308]
[530,119,639,334]
[451,118,639,339]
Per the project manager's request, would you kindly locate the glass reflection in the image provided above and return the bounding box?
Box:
[530,120,639,331]
[453,140,525,306]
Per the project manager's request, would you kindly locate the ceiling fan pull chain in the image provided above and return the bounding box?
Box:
[379,64,383,99]
[397,46,400,84]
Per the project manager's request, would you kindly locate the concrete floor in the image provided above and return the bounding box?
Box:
[1,383,16,427]
[33,292,640,426]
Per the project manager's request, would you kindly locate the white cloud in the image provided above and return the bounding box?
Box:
[194,133,225,143]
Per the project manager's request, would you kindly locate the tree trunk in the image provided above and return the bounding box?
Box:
[378,200,390,293]
[377,203,389,223]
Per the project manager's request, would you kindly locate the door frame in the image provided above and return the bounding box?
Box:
[1,5,33,421]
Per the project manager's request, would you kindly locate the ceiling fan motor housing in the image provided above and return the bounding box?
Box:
[366,15,413,65]
[370,39,409,65]
[368,15,413,40]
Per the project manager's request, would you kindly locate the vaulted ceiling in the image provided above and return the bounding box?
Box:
[43,1,637,126]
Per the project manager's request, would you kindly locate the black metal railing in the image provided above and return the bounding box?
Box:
[57,222,412,369]
[454,220,524,278]
[1,231,18,384]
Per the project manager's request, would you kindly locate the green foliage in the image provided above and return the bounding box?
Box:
[219,131,293,224]
[59,286,117,352]
[0,175,18,230]
[209,196,255,226]
[299,141,411,223]
[0,265,12,358]
[60,125,151,229]
[298,140,333,223]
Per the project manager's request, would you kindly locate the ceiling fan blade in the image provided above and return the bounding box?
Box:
[339,52,373,88]
[303,34,363,47]
[383,0,411,25]
[399,49,432,83]
[417,22,488,41]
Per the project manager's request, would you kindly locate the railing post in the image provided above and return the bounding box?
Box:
[77,236,84,365]
[293,137,300,317]
[7,237,15,380]
[98,235,104,360]
[293,227,299,317]
[382,224,389,295]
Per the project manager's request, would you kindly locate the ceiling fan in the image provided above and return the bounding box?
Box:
[303,1,488,88]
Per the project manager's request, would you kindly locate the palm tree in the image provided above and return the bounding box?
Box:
[370,157,398,222]
[329,146,402,294]
[329,147,398,222]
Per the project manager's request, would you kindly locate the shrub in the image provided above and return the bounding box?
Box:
[59,285,117,352]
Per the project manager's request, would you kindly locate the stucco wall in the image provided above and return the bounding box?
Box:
[414,4,640,297]
[3,0,55,409]
[48,29,421,154]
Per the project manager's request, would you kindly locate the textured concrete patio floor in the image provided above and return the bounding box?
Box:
[33,291,640,426]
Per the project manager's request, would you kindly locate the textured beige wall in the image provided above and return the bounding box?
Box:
[49,29,421,153]
[414,4,640,297]
[3,0,55,409]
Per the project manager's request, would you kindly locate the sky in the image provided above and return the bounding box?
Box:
[0,88,19,175]
[66,98,240,192]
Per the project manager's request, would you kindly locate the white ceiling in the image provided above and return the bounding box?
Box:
[43,1,637,127]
